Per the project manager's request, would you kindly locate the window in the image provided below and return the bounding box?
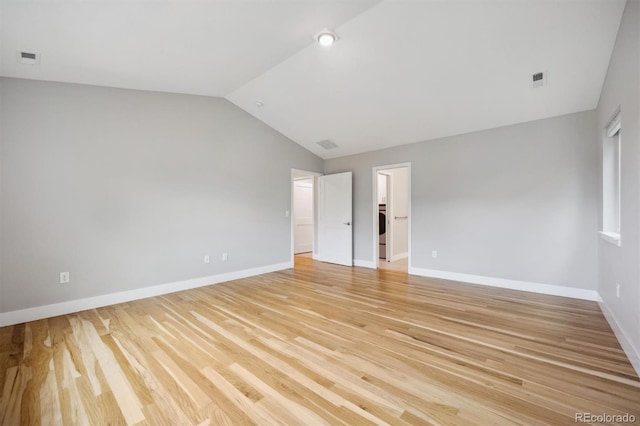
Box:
[601,110,621,246]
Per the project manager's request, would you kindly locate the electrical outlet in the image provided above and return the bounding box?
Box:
[616,283,620,298]
[285,210,290,217]
[222,252,228,261]
[432,250,438,259]
[60,272,70,284]
[204,255,210,264]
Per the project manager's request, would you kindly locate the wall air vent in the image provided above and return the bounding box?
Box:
[17,50,41,65]
[316,139,338,150]
[532,71,545,88]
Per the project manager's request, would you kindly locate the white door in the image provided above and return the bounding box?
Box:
[384,173,392,262]
[294,179,313,254]
[318,172,353,266]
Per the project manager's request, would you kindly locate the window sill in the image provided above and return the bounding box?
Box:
[599,231,621,246]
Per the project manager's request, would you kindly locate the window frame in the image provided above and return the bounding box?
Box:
[600,110,622,246]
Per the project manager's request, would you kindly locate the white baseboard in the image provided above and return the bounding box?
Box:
[408,267,600,301]
[354,259,377,269]
[390,252,408,262]
[0,262,293,327]
[598,300,640,377]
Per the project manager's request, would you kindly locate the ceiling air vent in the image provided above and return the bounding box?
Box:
[17,50,41,65]
[532,71,545,88]
[316,139,338,150]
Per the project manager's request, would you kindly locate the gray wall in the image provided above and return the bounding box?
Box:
[325,110,598,289]
[0,77,323,313]
[596,0,640,359]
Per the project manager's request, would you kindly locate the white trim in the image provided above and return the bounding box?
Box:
[601,119,621,237]
[606,110,621,137]
[599,231,621,246]
[598,300,640,377]
[0,262,292,327]
[382,172,393,261]
[390,252,408,262]
[354,259,376,269]
[372,163,411,270]
[409,267,600,301]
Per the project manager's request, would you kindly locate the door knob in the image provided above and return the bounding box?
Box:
[344,222,352,226]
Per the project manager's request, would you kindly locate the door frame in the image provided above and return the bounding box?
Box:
[372,163,412,270]
[291,169,322,265]
[378,171,392,262]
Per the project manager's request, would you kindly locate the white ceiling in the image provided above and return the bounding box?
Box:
[228,0,626,158]
[0,0,378,96]
[1,0,626,159]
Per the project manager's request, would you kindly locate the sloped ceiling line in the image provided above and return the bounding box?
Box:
[0,0,626,159]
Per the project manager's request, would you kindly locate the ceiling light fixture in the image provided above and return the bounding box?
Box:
[315,29,338,47]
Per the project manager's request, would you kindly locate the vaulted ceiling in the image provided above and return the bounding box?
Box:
[1,0,626,159]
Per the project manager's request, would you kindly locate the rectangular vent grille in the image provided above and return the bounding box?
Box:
[316,139,338,150]
[17,50,40,65]
[532,72,545,88]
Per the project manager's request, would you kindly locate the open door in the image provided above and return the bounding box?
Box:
[317,172,353,266]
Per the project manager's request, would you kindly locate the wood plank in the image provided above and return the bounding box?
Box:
[0,255,638,424]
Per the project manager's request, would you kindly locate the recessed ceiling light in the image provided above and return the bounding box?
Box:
[255,100,264,107]
[315,30,338,47]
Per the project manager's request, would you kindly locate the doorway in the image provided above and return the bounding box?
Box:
[294,177,313,255]
[291,169,321,266]
[373,163,411,273]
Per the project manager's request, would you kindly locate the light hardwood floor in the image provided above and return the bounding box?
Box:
[1,256,639,425]
[378,258,408,273]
